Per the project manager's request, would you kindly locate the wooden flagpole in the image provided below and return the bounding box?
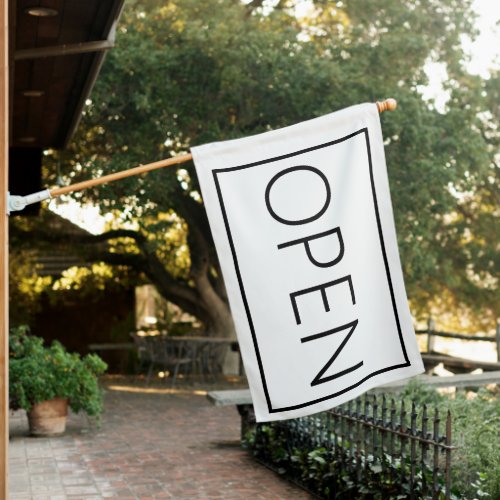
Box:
[50,99,397,199]
[51,154,194,197]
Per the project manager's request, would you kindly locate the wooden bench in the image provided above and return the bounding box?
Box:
[208,389,252,407]
[207,371,500,435]
[207,389,253,439]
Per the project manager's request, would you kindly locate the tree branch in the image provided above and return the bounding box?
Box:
[89,251,147,269]
[91,229,147,245]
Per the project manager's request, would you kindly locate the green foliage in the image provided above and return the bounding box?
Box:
[399,378,446,406]
[246,421,446,498]
[9,326,108,417]
[443,390,500,499]
[45,0,499,328]
[399,381,500,498]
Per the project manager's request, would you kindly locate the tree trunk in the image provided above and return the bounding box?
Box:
[195,272,236,339]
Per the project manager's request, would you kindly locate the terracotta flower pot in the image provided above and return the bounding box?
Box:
[27,397,69,436]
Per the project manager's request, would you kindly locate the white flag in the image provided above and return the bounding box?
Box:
[192,103,424,422]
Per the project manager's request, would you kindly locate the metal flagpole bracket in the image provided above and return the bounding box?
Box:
[7,189,52,215]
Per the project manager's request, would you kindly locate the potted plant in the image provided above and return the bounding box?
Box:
[9,326,107,436]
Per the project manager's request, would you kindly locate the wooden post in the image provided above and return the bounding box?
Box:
[496,322,500,363]
[426,318,436,354]
[0,0,9,497]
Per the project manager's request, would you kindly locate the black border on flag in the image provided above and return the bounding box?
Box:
[212,128,411,413]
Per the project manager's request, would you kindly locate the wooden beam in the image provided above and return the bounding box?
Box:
[416,329,497,342]
[0,0,9,497]
[14,39,115,60]
[421,353,500,372]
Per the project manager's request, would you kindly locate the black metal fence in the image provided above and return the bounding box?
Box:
[247,394,453,499]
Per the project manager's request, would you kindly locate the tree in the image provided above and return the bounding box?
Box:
[39,0,498,334]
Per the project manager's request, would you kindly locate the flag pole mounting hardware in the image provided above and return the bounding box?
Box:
[7,99,397,214]
[7,189,52,215]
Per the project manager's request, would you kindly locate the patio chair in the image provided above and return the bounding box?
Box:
[160,337,193,386]
[201,342,229,380]
[130,333,192,386]
[130,332,154,374]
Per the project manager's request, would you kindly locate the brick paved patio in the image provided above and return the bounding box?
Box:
[9,378,311,499]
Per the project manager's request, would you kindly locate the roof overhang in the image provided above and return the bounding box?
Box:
[10,0,125,150]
